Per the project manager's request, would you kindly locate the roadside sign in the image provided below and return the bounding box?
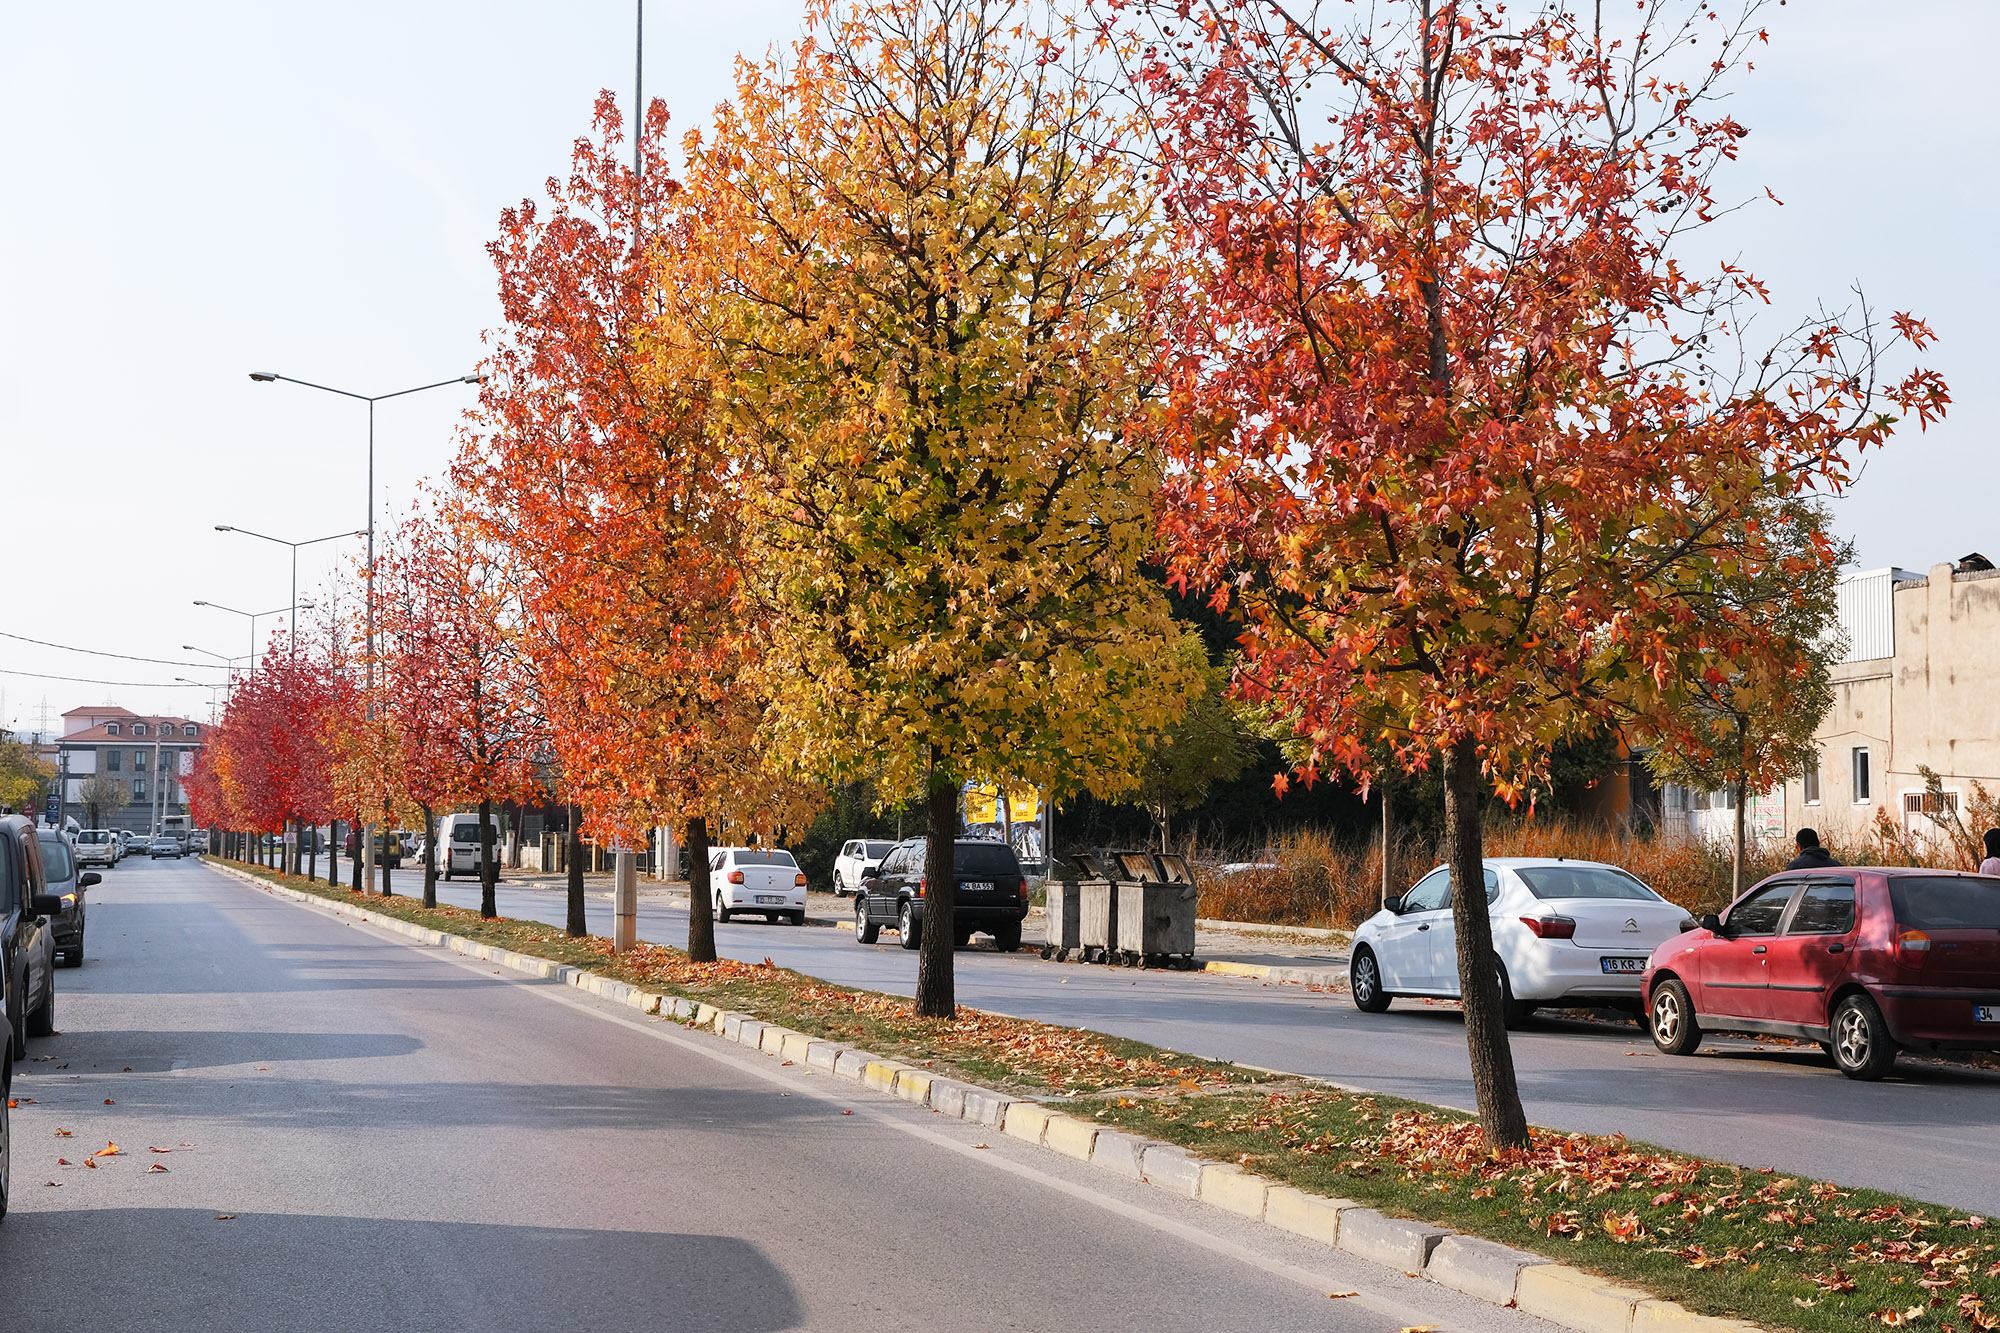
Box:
[43,792,59,825]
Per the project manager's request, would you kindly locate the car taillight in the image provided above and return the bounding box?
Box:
[1018,880,1030,900]
[1520,915,1576,939]
[1897,928,1932,967]
[795,873,807,887]
[727,870,745,885]
[916,878,926,897]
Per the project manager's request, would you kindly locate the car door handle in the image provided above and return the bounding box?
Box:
[1751,944,1767,954]
[1417,923,1430,931]
[1827,943,1845,954]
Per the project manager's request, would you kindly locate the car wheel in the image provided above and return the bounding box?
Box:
[855,897,880,944]
[26,975,54,1039]
[994,922,1023,953]
[1648,979,1702,1056]
[788,910,806,927]
[1831,993,1898,1081]
[59,937,82,969]
[1496,962,1535,1031]
[1350,947,1392,1013]
[898,900,921,950]
[715,893,732,925]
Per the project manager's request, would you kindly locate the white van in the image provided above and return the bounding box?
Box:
[443,814,493,881]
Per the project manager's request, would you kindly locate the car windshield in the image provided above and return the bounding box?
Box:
[79,830,110,843]
[865,842,894,857]
[39,837,76,881]
[1515,865,1659,902]
[733,851,796,867]
[1890,876,2000,930]
[957,842,1021,876]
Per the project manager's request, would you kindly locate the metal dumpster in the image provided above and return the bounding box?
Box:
[1114,879,1199,968]
[1040,877,1085,960]
[1078,877,1119,961]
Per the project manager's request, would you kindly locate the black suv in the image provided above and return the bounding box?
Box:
[1,816,64,1072]
[854,838,1028,952]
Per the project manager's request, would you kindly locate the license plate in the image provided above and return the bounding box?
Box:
[755,895,784,905]
[963,881,994,892]
[1600,957,1648,974]
[1975,1006,2000,1023]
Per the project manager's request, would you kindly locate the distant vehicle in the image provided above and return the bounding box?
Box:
[442,815,496,882]
[854,838,1029,952]
[148,836,184,860]
[341,826,405,869]
[1348,858,1695,1027]
[2,813,65,1067]
[74,829,118,868]
[115,830,139,861]
[832,840,896,898]
[711,847,807,926]
[1647,867,2000,1081]
[34,829,93,967]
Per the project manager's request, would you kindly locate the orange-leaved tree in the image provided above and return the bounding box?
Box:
[372,498,541,918]
[458,91,819,961]
[693,0,1200,1017]
[1121,0,1948,1145]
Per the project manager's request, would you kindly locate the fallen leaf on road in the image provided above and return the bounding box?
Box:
[43,1182,60,1188]
[85,1159,97,1169]
[972,1143,989,1150]
[148,1147,171,1154]
[841,1110,853,1116]
[103,1099,114,1105]
[56,1159,70,1166]
[54,1129,71,1137]
[99,1143,122,1156]
[1327,1290,1356,1299]
[215,1214,235,1221]
[123,1067,132,1072]
[147,1165,169,1173]
[1399,1326,1439,1332]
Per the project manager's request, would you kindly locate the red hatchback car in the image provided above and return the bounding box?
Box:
[1644,867,2000,1080]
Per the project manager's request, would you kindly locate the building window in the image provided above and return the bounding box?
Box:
[1852,747,1872,803]
[133,722,147,737]
[135,750,148,772]
[106,723,120,736]
[133,778,146,800]
[106,749,122,773]
[1802,765,1821,805]
[184,724,198,737]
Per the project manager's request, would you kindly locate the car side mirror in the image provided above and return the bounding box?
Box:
[79,872,102,889]
[861,866,881,880]
[1699,913,1723,935]
[1383,895,1404,915]
[31,894,64,917]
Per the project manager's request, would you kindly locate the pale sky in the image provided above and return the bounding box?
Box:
[3,1,1992,734]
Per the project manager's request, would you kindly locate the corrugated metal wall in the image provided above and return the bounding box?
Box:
[1837,569,1899,662]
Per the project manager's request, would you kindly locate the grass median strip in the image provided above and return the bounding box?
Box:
[216,858,1994,1331]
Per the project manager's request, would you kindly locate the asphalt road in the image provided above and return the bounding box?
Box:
[402,870,2000,1216]
[0,856,1560,1333]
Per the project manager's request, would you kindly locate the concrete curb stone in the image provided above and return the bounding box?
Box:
[214,858,1774,1333]
[1335,1209,1450,1272]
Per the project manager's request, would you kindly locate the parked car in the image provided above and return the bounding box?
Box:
[832,840,896,897]
[148,835,184,859]
[1645,867,2000,1080]
[1349,858,1696,1027]
[34,830,93,967]
[1,814,64,1066]
[74,829,118,868]
[442,815,494,881]
[854,838,1029,952]
[709,848,807,925]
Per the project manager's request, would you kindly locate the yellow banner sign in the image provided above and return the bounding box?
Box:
[965,783,1040,825]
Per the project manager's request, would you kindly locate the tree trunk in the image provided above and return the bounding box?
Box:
[350,824,362,892]
[420,803,437,909]
[685,814,716,963]
[1732,776,1748,899]
[1442,734,1531,1150]
[308,821,318,883]
[478,798,497,919]
[914,753,958,1019]
[379,819,394,898]
[565,804,586,937]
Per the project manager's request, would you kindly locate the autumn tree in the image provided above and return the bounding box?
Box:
[695,0,1199,1016]
[1645,497,1851,894]
[0,731,53,813]
[372,500,539,918]
[1122,0,1947,1145]
[76,772,132,829]
[1120,633,1256,851]
[460,91,818,960]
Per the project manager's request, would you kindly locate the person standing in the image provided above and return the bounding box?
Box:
[1786,828,1841,870]
[1980,828,2000,877]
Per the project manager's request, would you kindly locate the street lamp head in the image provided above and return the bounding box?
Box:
[249,371,279,383]
[214,524,233,532]
[192,600,210,607]
[461,373,485,384]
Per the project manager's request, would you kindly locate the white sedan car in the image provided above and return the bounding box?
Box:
[1349,857,1696,1026]
[711,847,809,926]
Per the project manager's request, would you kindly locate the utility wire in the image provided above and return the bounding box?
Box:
[1,667,210,689]
[0,629,226,670]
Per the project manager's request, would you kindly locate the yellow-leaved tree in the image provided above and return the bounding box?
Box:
[692,0,1198,1016]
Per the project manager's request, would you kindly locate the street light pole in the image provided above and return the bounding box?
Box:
[249,370,481,895]
[213,526,365,656]
[192,600,293,673]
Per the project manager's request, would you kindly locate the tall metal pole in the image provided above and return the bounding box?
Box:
[364,398,377,895]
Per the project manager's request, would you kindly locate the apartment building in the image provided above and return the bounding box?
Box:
[56,704,206,833]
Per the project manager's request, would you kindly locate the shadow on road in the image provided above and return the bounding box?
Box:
[0,1209,804,1332]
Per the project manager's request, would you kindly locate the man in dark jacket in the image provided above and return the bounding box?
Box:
[1786,828,1840,870]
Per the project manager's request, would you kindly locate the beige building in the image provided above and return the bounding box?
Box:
[1777,559,2000,847]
